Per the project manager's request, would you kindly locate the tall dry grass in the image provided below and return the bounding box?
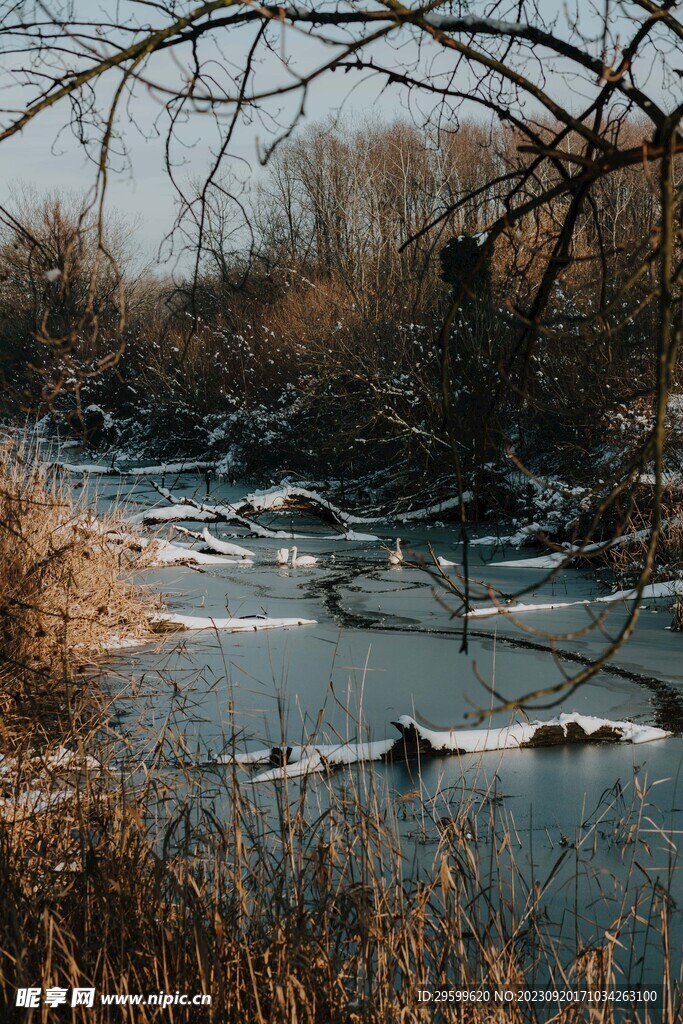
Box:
[600,505,683,591]
[0,715,678,1023]
[0,437,149,738]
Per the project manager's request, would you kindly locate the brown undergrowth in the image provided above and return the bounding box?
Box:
[0,717,678,1023]
[602,506,683,592]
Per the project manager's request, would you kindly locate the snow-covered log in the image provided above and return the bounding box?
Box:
[50,462,119,475]
[149,612,316,632]
[138,485,307,537]
[250,739,396,783]
[126,462,216,476]
[394,495,472,522]
[128,505,217,525]
[392,713,669,755]
[139,479,473,528]
[137,539,253,567]
[239,485,379,527]
[226,712,669,783]
[132,482,379,540]
[51,460,216,476]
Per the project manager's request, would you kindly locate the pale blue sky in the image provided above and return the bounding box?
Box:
[1,1,676,269]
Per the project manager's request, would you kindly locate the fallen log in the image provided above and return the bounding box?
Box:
[132,481,379,539]
[149,612,316,632]
[222,712,670,783]
[238,485,379,527]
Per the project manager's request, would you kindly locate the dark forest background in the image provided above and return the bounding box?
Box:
[0,117,672,513]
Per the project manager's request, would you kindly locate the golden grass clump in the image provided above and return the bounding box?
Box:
[0,438,149,724]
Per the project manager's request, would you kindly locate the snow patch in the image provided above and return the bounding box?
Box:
[250,739,396,783]
[150,613,316,632]
[141,539,253,566]
[0,747,100,819]
[396,713,669,752]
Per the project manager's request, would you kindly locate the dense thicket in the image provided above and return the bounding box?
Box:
[0,118,671,505]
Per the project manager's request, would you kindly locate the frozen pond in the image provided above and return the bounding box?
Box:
[85,468,683,990]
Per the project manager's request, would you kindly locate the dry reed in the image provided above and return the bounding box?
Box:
[0,436,149,738]
[0,715,678,1023]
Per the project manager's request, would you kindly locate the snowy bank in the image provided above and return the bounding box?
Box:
[0,747,100,819]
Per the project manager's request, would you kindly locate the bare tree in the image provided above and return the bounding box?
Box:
[0,190,131,423]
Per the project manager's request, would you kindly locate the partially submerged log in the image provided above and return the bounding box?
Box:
[390,713,669,757]
[234,712,670,782]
